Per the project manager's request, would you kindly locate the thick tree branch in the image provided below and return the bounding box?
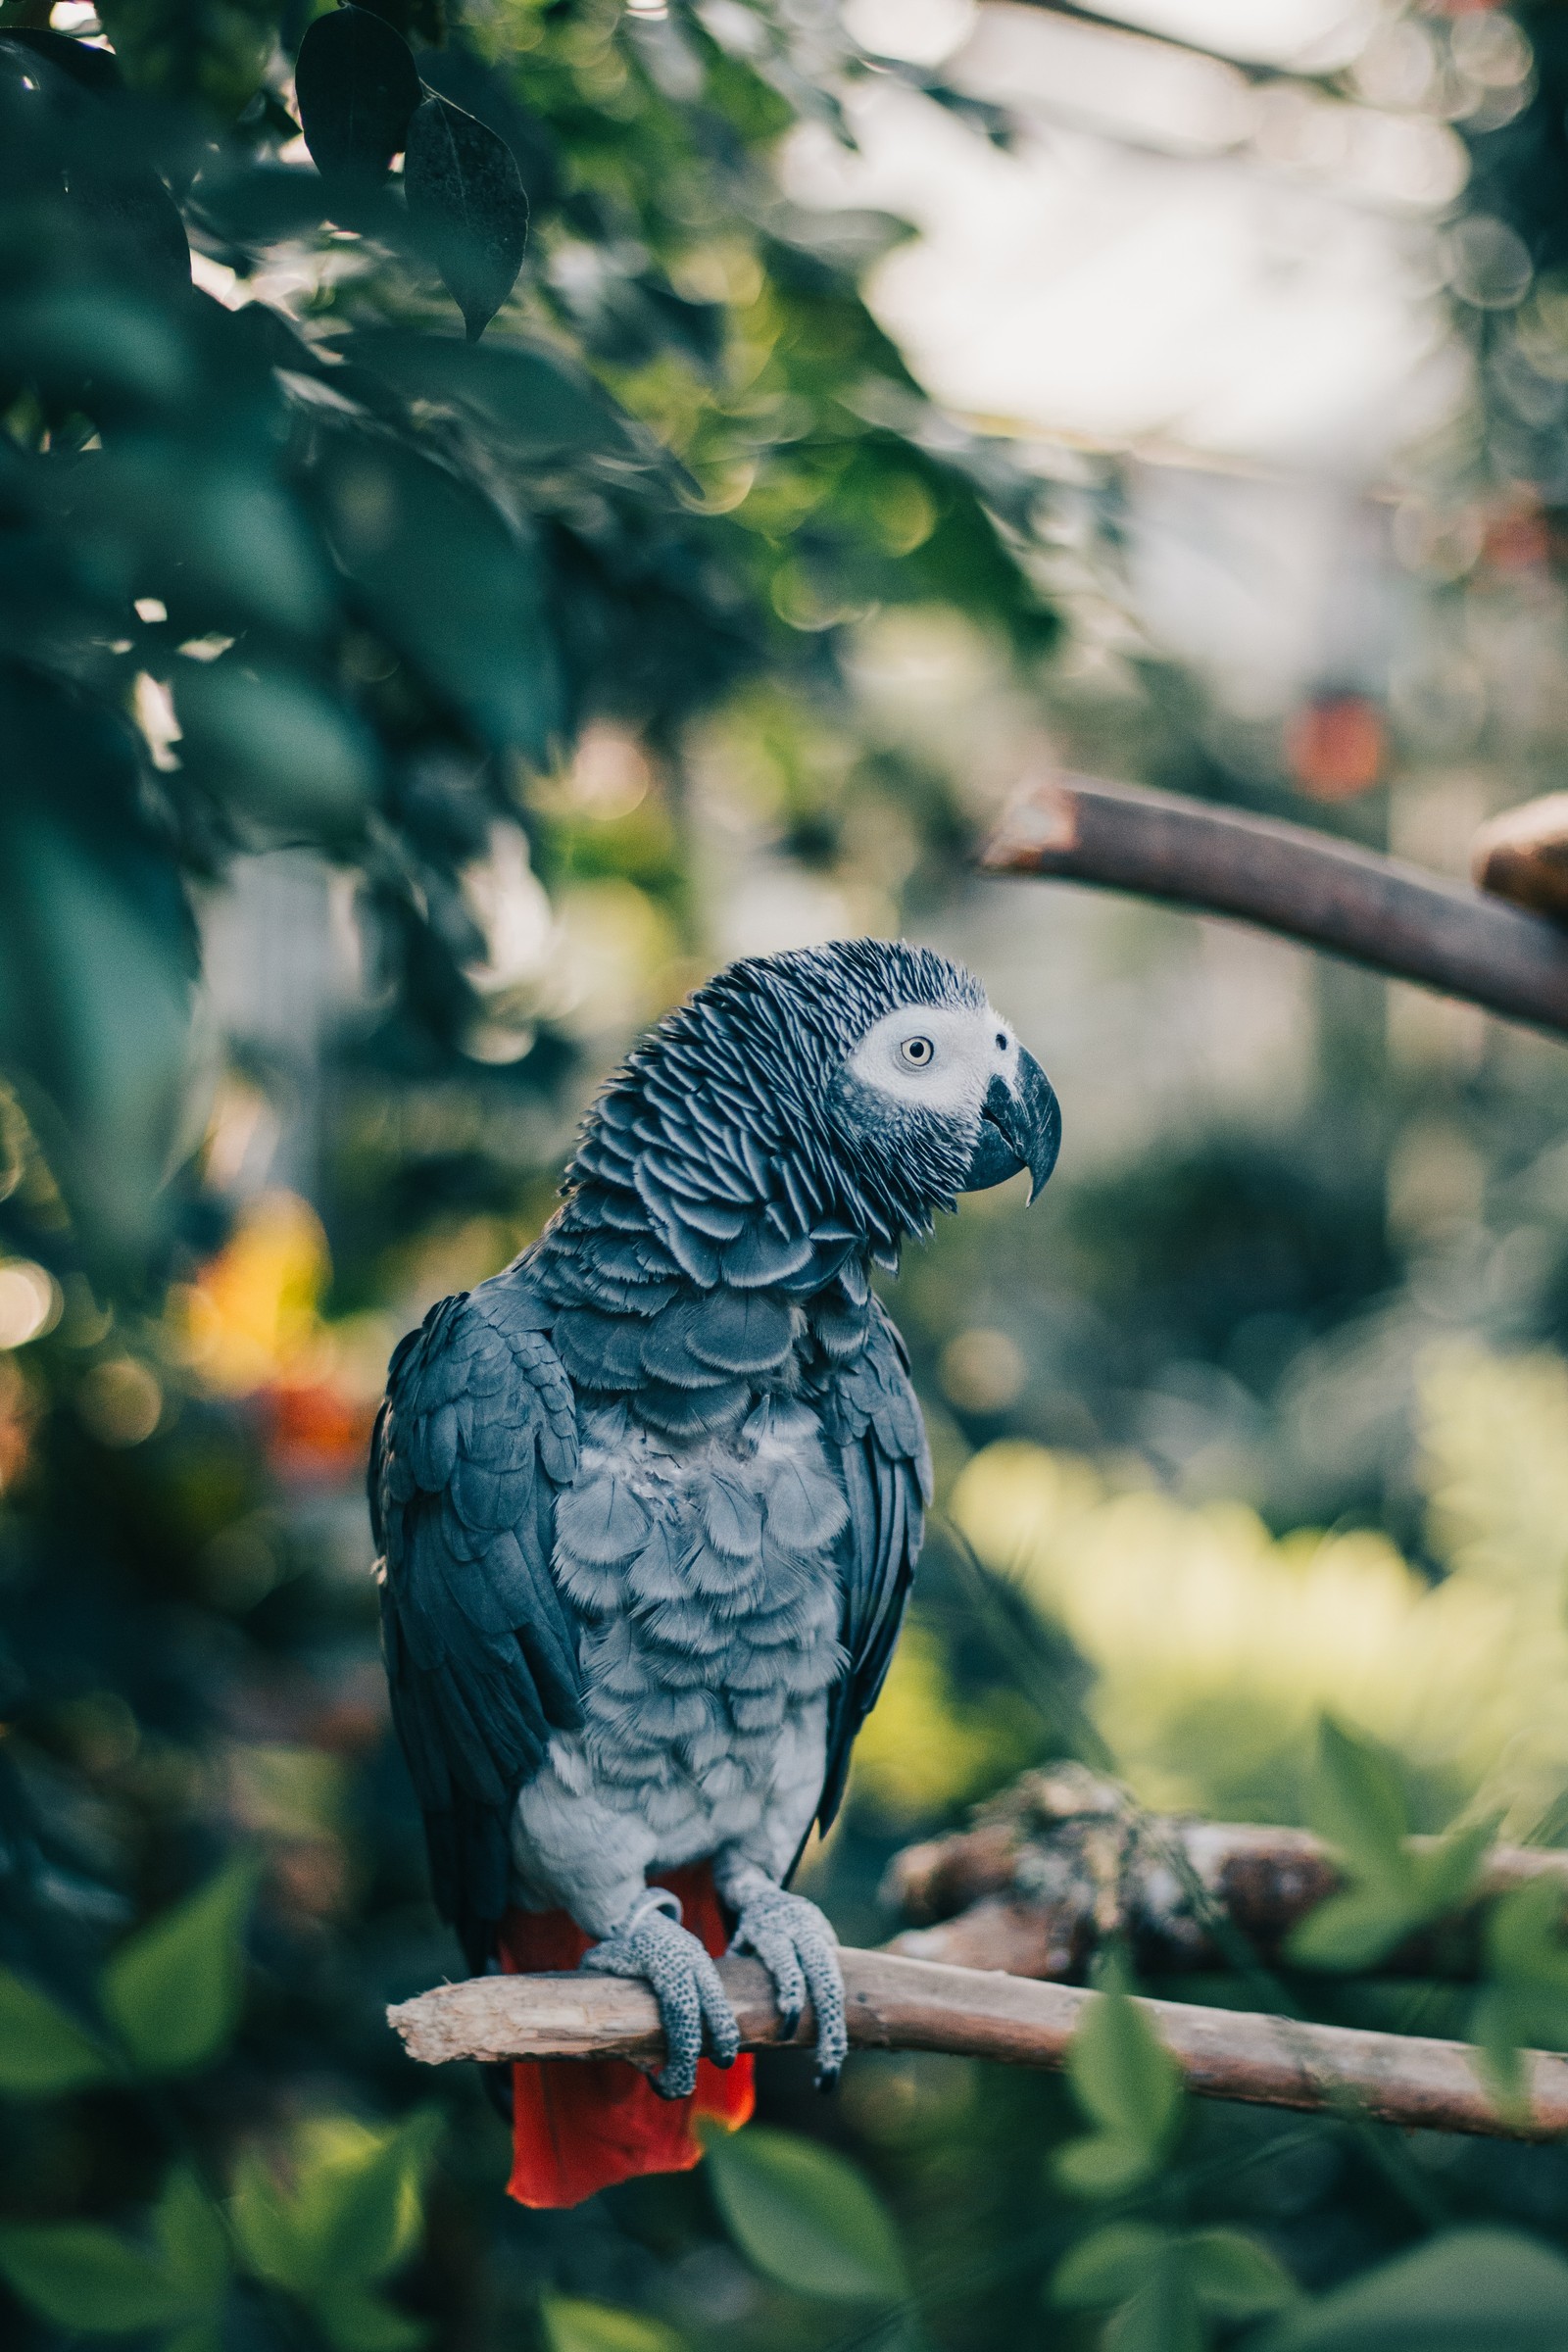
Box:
[886,1777,1568,1981]
[1472,792,1568,923]
[980,775,1568,1039]
[387,1947,1568,2141]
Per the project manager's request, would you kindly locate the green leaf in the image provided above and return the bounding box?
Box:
[79,448,329,635]
[1486,1874,1568,1995]
[1054,1960,1182,2195]
[1471,1877,1568,2107]
[1412,1817,1495,1919]
[163,2325,224,2352]
[0,1967,113,2097]
[1263,2228,1568,2350]
[311,2281,430,2351]
[1066,1960,1183,2143]
[1054,2224,1173,2309]
[1471,1985,1531,2113]
[1053,2131,1165,2200]
[295,6,422,191]
[172,659,377,842]
[1055,2222,1296,2323]
[541,2296,688,2352]
[100,1855,260,2075]
[0,2223,191,2331]
[1105,2265,1205,2352]
[316,439,561,757]
[230,2112,438,2296]
[702,2124,908,2305]
[153,2169,228,2306]
[70,162,192,291]
[306,2112,440,2284]
[1286,1886,1424,1974]
[345,330,644,464]
[0,27,124,93]
[0,668,196,1277]
[1186,2230,1298,2319]
[229,2149,306,2290]
[1305,1718,1412,1890]
[0,285,190,405]
[404,93,528,340]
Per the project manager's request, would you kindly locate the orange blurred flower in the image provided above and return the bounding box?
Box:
[1285,691,1387,801]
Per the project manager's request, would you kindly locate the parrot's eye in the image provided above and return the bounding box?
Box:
[899,1036,935,1069]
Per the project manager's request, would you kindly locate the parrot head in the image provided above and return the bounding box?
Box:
[836,972,1060,1208]
[581,939,1060,1260]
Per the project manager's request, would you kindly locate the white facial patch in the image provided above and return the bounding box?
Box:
[846,1002,1017,1120]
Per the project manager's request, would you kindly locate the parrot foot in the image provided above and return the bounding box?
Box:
[580,1888,741,2101]
[729,1884,848,2090]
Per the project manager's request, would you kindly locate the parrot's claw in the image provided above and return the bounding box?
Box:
[580,1896,741,2101]
[730,1886,848,2090]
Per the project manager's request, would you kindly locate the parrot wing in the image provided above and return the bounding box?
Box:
[369,1276,582,1970]
[813,1297,933,1841]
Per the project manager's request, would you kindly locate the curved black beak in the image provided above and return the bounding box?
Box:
[962,1049,1061,1201]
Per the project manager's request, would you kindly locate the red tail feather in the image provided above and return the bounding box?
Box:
[498,1862,756,2208]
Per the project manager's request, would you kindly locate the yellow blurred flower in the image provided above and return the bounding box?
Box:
[172,1192,329,1396]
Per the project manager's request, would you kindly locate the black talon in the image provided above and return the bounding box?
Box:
[729,1885,848,2085]
[581,1903,741,2100]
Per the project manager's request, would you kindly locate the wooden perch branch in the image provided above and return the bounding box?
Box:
[1471,792,1568,923]
[387,1946,1568,2143]
[885,1778,1568,1982]
[980,774,1568,1038]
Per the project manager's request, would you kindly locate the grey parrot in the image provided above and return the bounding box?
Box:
[369,939,1059,2114]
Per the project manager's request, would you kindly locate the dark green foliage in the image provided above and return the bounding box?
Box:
[0,1970,112,2099]
[1054,2221,1298,2350]
[1287,1723,1494,1974]
[0,2167,229,2343]
[295,6,423,192]
[404,93,529,341]
[0,667,195,1277]
[229,2111,440,2346]
[98,1853,260,2073]
[1472,1875,1568,2105]
[701,2121,908,2304]
[1264,2229,1568,2351]
[0,2,1054,1280]
[0,1854,433,2349]
[0,1854,256,2091]
[1054,1951,1184,2198]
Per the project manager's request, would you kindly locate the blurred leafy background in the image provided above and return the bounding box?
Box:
[11,0,1568,2346]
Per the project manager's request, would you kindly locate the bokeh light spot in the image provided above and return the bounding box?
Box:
[0,1260,62,1349]
[939,1326,1028,1414]
[78,1358,164,1447]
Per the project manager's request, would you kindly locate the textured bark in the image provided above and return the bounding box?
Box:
[885,1777,1568,1981]
[1471,793,1568,923]
[979,774,1568,1037]
[387,1946,1568,2141]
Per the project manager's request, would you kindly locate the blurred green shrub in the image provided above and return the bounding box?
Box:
[0,1856,437,2349]
[944,1346,1568,1828]
[0,0,1056,1291]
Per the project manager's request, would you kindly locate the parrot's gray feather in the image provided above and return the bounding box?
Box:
[371,940,1004,1974]
[369,1289,585,1967]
